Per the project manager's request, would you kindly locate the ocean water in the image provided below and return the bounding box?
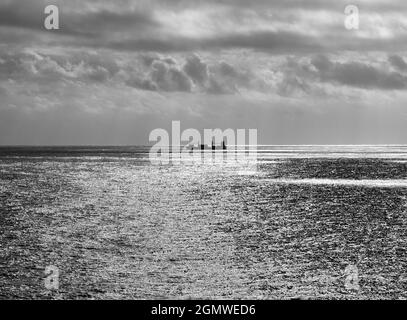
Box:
[0,145,406,299]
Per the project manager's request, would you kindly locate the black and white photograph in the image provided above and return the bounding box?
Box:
[0,0,407,305]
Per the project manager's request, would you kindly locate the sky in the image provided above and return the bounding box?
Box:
[1,0,407,145]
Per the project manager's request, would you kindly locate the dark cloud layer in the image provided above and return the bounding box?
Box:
[1,0,407,54]
[153,0,407,14]
[389,55,407,72]
[1,1,407,94]
[278,54,407,93]
[0,0,159,39]
[125,54,262,94]
[0,49,259,95]
[2,49,407,96]
[311,55,407,90]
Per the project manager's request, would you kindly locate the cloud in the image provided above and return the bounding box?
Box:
[151,61,192,92]
[2,0,407,56]
[152,0,407,14]
[126,59,192,92]
[0,50,122,86]
[310,55,407,90]
[139,54,177,67]
[207,60,267,94]
[0,0,159,38]
[0,0,44,31]
[183,54,208,85]
[389,55,407,72]
[89,29,325,54]
[277,74,311,96]
[273,54,407,97]
[3,48,407,97]
[127,54,201,93]
[124,53,268,94]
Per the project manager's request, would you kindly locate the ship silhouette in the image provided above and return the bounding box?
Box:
[191,138,227,151]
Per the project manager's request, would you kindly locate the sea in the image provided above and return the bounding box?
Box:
[0,145,406,299]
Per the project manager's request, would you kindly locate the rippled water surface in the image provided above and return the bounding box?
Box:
[1,146,407,299]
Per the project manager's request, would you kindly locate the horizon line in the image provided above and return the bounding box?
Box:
[2,144,407,147]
